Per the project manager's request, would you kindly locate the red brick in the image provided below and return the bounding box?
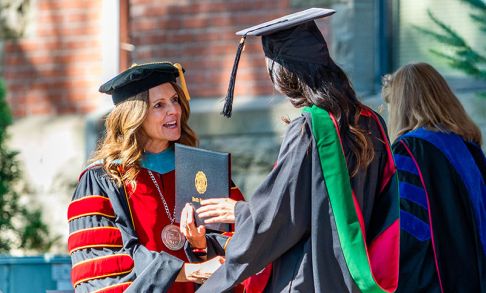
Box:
[65,10,101,22]
[36,24,100,37]
[38,0,101,11]
[2,0,312,118]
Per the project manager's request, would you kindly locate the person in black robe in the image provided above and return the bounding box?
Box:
[382,62,486,292]
[67,62,231,292]
[182,8,400,293]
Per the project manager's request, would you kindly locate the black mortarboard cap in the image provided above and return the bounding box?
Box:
[99,62,190,105]
[222,8,335,117]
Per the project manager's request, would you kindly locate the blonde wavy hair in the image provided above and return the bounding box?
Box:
[91,82,198,187]
[382,62,482,145]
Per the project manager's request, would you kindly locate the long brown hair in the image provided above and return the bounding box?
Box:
[382,62,482,144]
[269,58,374,177]
[91,82,198,186]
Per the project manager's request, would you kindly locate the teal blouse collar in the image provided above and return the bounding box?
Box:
[140,146,175,174]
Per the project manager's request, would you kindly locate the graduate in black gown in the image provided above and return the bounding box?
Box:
[382,62,486,292]
[185,8,400,293]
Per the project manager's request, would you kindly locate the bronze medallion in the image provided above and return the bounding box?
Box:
[161,224,186,251]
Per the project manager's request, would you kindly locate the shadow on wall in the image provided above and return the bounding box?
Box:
[4,0,86,116]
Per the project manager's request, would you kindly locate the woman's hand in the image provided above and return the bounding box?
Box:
[184,256,225,283]
[196,198,237,224]
[180,203,206,249]
[176,263,204,283]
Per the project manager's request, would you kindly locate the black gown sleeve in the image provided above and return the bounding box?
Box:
[185,233,231,262]
[197,116,313,292]
[68,166,183,293]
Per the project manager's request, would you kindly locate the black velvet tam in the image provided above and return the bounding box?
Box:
[222,8,335,117]
[99,62,182,105]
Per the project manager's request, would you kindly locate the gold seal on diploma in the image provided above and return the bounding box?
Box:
[195,171,208,194]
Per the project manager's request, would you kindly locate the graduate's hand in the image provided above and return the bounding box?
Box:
[180,203,207,249]
[196,198,237,224]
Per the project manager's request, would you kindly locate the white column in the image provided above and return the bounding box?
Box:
[99,0,120,112]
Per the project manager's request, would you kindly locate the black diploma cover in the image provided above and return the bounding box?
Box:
[174,143,231,232]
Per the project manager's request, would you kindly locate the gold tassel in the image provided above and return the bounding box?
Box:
[174,63,190,101]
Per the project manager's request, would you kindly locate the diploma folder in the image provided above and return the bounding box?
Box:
[174,143,231,232]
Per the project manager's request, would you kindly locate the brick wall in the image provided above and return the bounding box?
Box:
[2,0,103,117]
[2,0,334,118]
[129,0,294,99]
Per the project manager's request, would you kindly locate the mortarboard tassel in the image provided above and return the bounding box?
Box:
[174,63,191,101]
[222,36,246,118]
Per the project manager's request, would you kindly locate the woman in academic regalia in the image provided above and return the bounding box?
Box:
[182,8,400,293]
[382,62,486,293]
[67,62,243,292]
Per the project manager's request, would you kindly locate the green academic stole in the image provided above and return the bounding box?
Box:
[303,106,391,293]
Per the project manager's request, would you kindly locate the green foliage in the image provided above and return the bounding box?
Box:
[414,7,486,81]
[0,79,13,137]
[414,0,486,96]
[19,208,59,250]
[0,79,55,253]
